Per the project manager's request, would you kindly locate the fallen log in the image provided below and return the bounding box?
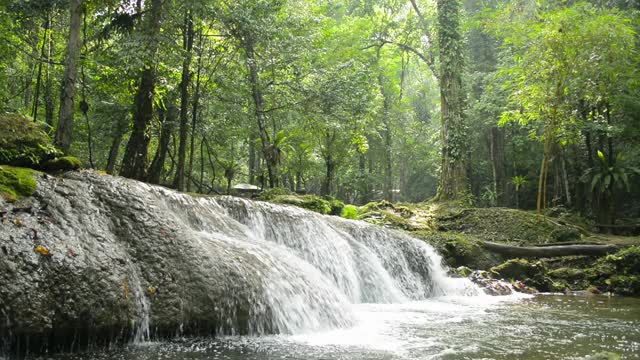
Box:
[480,241,619,258]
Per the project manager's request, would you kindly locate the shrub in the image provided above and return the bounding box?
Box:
[341,205,359,220]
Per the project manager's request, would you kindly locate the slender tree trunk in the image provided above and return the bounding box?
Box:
[249,134,257,185]
[322,131,337,196]
[560,149,571,207]
[120,0,163,180]
[434,0,469,201]
[376,49,393,201]
[490,126,509,206]
[187,30,202,193]
[174,9,194,191]
[32,14,50,123]
[55,0,83,153]
[106,116,129,175]
[24,21,40,111]
[200,135,205,193]
[243,40,275,188]
[147,104,176,184]
[44,24,55,127]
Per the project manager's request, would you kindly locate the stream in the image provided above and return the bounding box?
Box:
[39,295,640,360]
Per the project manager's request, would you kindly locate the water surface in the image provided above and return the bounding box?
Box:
[44,294,640,360]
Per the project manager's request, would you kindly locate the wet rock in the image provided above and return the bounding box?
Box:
[490,258,552,292]
[468,270,513,296]
[42,156,82,172]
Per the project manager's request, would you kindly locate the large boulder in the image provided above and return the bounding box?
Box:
[0,113,60,168]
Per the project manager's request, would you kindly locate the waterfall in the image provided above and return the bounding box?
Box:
[0,172,481,351]
[145,184,480,335]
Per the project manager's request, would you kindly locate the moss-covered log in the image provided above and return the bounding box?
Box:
[480,241,619,258]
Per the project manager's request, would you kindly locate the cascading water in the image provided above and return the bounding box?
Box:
[0,172,481,354]
[146,184,481,335]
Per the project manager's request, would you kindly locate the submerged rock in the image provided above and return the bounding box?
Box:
[468,271,513,295]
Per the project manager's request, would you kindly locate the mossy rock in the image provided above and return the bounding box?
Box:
[590,246,640,295]
[490,259,551,291]
[411,231,504,270]
[0,166,37,202]
[42,156,82,172]
[603,275,640,296]
[258,187,292,201]
[270,194,332,215]
[548,267,591,290]
[436,208,581,245]
[0,113,60,168]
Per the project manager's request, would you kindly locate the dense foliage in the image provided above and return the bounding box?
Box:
[1,0,639,226]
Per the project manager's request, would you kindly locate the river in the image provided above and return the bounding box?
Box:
[40,294,640,360]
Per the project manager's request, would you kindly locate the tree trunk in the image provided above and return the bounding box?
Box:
[322,131,337,196]
[323,155,336,196]
[24,21,40,111]
[44,24,55,127]
[120,0,163,180]
[376,49,393,201]
[32,15,50,123]
[55,0,83,154]
[187,32,202,193]
[481,241,618,258]
[434,0,469,202]
[173,9,194,192]
[105,116,129,175]
[243,40,275,188]
[147,104,175,184]
[490,126,509,206]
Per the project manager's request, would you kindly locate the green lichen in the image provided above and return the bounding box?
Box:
[0,166,37,202]
[270,194,332,215]
[0,113,60,167]
[43,156,82,172]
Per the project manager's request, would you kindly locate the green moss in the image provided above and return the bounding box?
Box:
[328,198,344,216]
[604,275,640,296]
[548,267,590,290]
[341,205,359,220]
[588,246,640,295]
[43,156,82,172]
[436,208,581,245]
[0,113,60,167]
[0,166,37,202]
[270,194,332,215]
[490,259,551,291]
[258,187,292,201]
[359,200,394,214]
[410,231,504,270]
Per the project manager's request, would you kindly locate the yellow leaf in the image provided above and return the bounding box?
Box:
[35,245,50,256]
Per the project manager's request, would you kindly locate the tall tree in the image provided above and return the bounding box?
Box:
[55,0,83,154]
[173,7,194,191]
[120,0,164,180]
[434,0,469,201]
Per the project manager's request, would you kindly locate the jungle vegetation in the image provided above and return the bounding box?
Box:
[1,0,639,228]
